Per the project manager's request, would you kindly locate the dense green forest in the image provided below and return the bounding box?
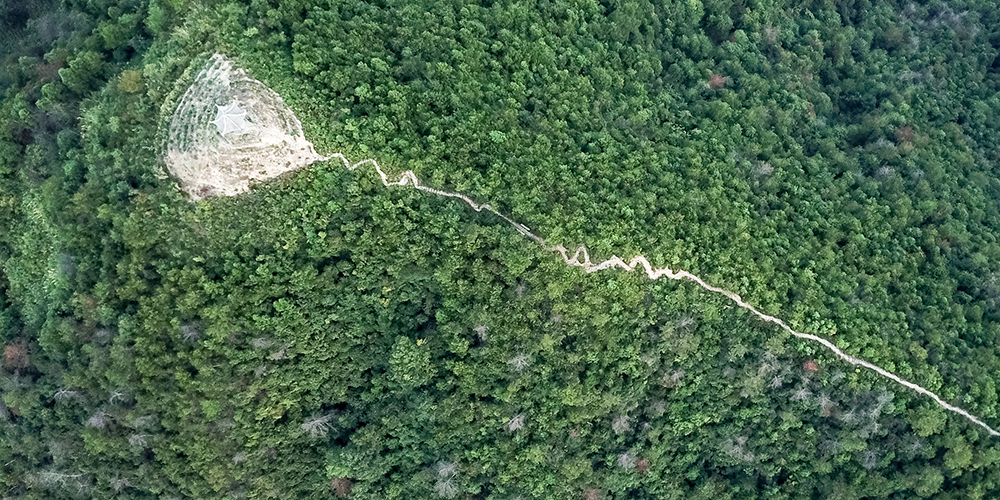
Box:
[5,0,1000,497]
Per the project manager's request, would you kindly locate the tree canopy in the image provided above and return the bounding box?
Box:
[4,0,1000,498]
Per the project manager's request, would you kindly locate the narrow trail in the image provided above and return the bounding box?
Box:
[328,152,1000,438]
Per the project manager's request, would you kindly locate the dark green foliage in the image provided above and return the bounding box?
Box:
[4,0,1000,498]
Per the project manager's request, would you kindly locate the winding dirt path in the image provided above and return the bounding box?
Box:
[330,152,1000,438]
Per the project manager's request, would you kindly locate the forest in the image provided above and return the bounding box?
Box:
[4,0,1000,498]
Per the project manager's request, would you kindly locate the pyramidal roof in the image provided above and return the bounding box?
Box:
[212,101,248,136]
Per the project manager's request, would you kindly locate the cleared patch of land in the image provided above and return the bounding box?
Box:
[164,53,322,200]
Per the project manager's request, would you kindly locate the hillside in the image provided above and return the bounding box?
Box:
[3,0,1000,498]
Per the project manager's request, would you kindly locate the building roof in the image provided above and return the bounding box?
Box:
[212,101,248,136]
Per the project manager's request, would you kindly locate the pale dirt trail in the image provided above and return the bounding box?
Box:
[328,152,1000,437]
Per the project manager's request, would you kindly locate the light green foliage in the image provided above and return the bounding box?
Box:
[912,406,948,437]
[117,69,143,93]
[913,466,945,498]
[387,336,436,391]
[3,193,59,329]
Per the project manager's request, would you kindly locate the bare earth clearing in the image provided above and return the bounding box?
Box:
[164,53,322,200]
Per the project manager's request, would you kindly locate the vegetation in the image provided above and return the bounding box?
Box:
[4,0,1000,498]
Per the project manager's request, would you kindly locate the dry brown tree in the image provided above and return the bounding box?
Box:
[2,340,30,370]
